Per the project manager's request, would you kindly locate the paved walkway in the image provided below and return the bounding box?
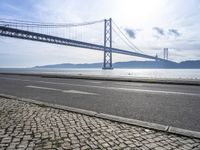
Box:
[0,98,200,150]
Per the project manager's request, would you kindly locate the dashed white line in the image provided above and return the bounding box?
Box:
[63,90,98,95]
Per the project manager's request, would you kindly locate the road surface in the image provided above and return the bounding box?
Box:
[0,74,199,132]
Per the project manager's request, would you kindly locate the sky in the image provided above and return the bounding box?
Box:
[0,0,200,67]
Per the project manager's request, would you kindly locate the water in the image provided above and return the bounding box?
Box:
[0,68,200,80]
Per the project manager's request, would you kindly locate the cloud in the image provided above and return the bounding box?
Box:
[124,28,136,39]
[153,27,165,36]
[168,29,180,37]
[153,27,181,39]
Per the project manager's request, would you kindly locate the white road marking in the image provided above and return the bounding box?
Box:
[63,90,98,95]
[26,85,60,91]
[26,85,98,95]
[115,82,144,86]
[1,77,200,97]
[84,81,102,84]
[116,88,200,96]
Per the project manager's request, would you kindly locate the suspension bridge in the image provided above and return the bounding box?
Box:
[0,18,172,69]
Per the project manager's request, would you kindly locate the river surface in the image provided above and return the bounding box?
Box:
[0,68,200,80]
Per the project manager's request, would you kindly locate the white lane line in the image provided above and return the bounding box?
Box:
[117,88,200,96]
[26,85,98,95]
[1,77,200,97]
[63,90,98,95]
[26,85,60,91]
[115,82,144,86]
[84,81,102,84]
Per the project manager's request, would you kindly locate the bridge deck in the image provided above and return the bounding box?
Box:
[0,26,173,62]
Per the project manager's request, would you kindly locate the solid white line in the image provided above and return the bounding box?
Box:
[116,88,200,96]
[84,81,102,84]
[115,82,144,86]
[1,77,200,96]
[26,85,98,95]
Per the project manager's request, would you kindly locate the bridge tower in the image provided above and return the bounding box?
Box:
[103,18,113,69]
[164,48,168,60]
[155,54,158,62]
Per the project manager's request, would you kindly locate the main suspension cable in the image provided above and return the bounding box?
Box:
[0,18,104,28]
[112,20,144,54]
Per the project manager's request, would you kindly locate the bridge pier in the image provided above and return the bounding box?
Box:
[103,18,113,69]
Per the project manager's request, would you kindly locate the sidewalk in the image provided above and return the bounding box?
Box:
[0,97,200,150]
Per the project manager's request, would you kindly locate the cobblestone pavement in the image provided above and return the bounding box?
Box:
[0,98,200,150]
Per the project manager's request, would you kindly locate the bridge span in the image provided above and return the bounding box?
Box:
[0,18,173,69]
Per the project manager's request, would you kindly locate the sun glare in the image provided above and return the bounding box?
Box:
[116,0,163,27]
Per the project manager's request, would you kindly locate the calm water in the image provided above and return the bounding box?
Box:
[0,68,200,80]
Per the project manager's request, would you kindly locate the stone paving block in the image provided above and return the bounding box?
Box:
[0,97,200,149]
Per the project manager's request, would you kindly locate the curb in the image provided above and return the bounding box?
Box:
[95,113,168,131]
[1,72,200,86]
[0,93,200,139]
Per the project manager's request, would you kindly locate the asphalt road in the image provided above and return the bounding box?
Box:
[0,74,200,132]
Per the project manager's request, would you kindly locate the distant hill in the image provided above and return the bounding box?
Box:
[179,60,200,68]
[34,63,102,68]
[34,60,200,69]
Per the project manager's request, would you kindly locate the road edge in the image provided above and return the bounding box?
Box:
[0,93,200,139]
